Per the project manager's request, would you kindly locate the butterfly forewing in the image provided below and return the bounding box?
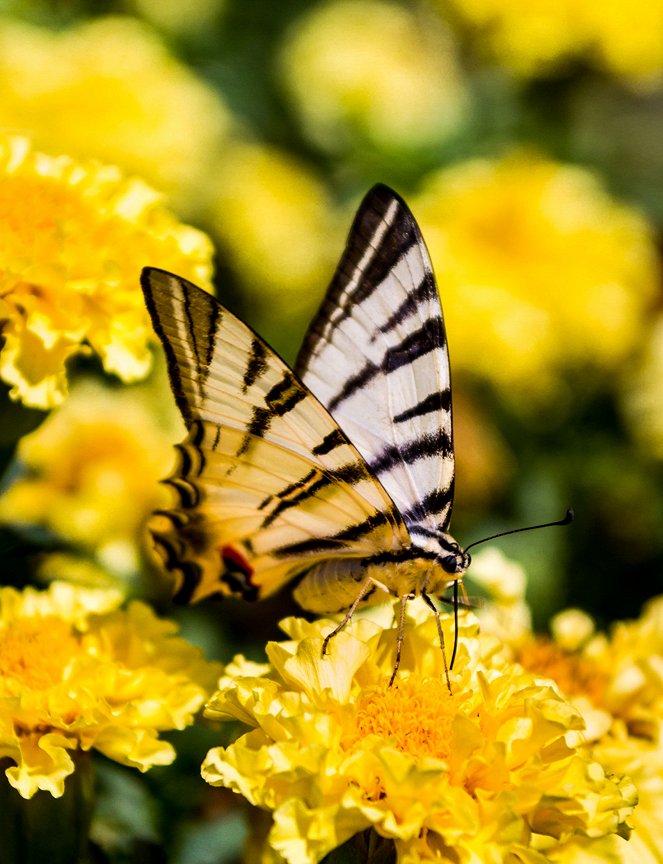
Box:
[141,267,410,604]
[295,184,455,543]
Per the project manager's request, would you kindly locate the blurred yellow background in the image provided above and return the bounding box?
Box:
[1,1,662,860]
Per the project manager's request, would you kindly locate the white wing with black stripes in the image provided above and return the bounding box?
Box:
[142,184,467,614]
[141,266,411,605]
[295,184,455,549]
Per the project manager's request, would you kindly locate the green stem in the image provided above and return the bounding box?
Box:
[0,752,95,864]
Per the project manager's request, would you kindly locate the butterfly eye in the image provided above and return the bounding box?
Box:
[440,548,470,574]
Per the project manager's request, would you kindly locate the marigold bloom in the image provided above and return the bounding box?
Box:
[202,605,635,863]
[209,143,338,326]
[0,582,221,799]
[446,0,663,84]
[478,564,663,864]
[280,0,467,153]
[0,378,181,577]
[415,153,658,405]
[0,135,214,407]
[0,16,232,212]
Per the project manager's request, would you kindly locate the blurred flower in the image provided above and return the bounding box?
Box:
[452,390,514,512]
[0,16,233,213]
[280,0,467,153]
[415,152,658,406]
[0,135,214,408]
[446,0,663,85]
[471,547,533,646]
[36,552,126,591]
[0,378,182,577]
[125,0,226,37]
[622,315,663,459]
[209,143,338,323]
[0,581,221,799]
[202,604,634,863]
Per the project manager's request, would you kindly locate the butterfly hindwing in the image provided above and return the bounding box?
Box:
[296,184,455,545]
[141,267,410,604]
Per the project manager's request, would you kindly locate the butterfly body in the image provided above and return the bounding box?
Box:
[142,184,469,616]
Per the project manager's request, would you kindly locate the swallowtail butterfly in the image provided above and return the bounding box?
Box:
[142,185,470,674]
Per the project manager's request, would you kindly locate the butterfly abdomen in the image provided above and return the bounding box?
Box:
[293,552,456,614]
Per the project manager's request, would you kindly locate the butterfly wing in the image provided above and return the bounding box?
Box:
[141,267,410,604]
[296,184,455,547]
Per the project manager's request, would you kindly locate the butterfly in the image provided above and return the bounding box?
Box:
[142,184,470,681]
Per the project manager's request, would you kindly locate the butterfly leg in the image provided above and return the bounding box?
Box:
[388,593,415,687]
[421,592,452,694]
[321,575,390,658]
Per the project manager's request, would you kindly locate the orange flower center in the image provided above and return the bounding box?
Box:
[517,637,607,706]
[353,677,461,761]
[0,616,82,695]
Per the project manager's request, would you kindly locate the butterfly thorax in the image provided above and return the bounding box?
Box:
[366,531,469,594]
[292,530,469,614]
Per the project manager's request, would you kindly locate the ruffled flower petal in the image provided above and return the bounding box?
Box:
[0,582,221,798]
[202,604,635,862]
[0,134,214,407]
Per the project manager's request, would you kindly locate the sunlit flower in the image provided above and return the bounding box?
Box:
[0,377,182,577]
[415,152,658,406]
[280,0,467,153]
[202,604,635,863]
[209,143,338,328]
[471,548,532,647]
[0,135,214,407]
[0,16,233,213]
[445,0,663,85]
[0,582,221,799]
[489,596,663,863]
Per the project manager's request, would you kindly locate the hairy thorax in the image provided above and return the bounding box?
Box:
[365,556,456,599]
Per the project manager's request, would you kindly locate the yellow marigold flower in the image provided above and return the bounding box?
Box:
[0,135,213,408]
[498,599,663,863]
[472,548,533,647]
[201,604,635,863]
[0,582,221,799]
[415,153,658,405]
[209,143,338,326]
[0,378,182,576]
[445,0,663,84]
[280,0,467,153]
[0,16,232,212]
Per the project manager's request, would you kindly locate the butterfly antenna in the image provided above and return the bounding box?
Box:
[464,508,574,555]
[450,579,459,670]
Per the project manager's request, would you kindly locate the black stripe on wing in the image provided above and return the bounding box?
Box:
[296,184,426,376]
[258,460,376,528]
[327,315,445,412]
[238,371,308,456]
[274,510,394,557]
[375,275,438,337]
[399,486,455,531]
[141,268,222,427]
[393,390,451,423]
[368,429,451,476]
[242,338,269,394]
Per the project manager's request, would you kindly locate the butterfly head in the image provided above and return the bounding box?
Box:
[416,531,470,578]
[438,540,470,576]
